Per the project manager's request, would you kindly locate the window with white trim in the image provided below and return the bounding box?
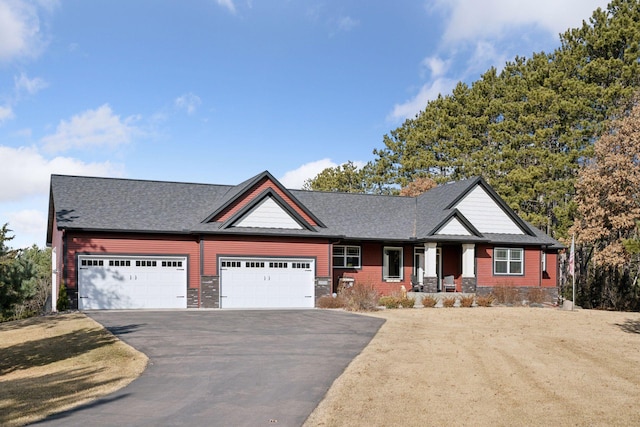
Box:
[333,245,361,268]
[494,248,523,275]
[383,247,403,280]
[541,250,547,272]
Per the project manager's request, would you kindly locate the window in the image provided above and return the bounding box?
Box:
[292,262,310,269]
[269,262,288,268]
[245,261,265,268]
[541,250,547,272]
[494,248,523,275]
[383,247,403,280]
[333,245,361,268]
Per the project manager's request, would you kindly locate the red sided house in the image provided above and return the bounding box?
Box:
[46,171,562,310]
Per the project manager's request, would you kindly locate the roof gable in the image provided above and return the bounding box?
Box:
[224,189,313,231]
[232,197,302,229]
[446,179,532,236]
[432,210,482,237]
[203,171,325,228]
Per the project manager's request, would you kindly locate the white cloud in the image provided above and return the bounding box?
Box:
[387,78,457,122]
[0,105,14,123]
[421,56,449,79]
[14,72,47,96]
[336,16,359,32]
[0,0,46,62]
[41,104,139,153]
[0,145,124,202]
[6,208,46,248]
[9,209,45,234]
[432,0,608,44]
[175,92,202,115]
[279,159,368,189]
[388,0,608,122]
[328,15,360,37]
[216,0,236,14]
[279,158,338,189]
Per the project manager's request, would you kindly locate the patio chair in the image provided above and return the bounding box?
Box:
[410,274,423,292]
[443,275,456,292]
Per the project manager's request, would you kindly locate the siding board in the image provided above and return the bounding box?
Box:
[203,236,330,276]
[65,233,200,292]
[476,245,555,288]
[455,186,524,234]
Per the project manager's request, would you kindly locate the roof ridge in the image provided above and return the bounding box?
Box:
[51,174,234,188]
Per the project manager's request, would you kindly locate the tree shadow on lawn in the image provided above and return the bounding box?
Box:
[0,328,117,375]
[615,318,640,334]
[0,313,85,332]
[0,366,128,426]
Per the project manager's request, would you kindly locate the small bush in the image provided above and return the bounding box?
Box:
[399,296,416,308]
[379,295,400,309]
[476,294,495,307]
[341,282,380,311]
[57,283,70,311]
[317,294,345,309]
[526,288,546,304]
[442,296,457,308]
[422,295,438,307]
[493,284,520,304]
[459,295,475,307]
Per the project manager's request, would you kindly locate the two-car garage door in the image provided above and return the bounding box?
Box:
[78,255,188,310]
[219,257,315,309]
[77,255,315,309]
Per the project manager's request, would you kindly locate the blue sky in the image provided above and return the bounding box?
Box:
[0,0,608,249]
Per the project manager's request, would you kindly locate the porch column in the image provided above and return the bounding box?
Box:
[461,243,477,293]
[424,242,438,293]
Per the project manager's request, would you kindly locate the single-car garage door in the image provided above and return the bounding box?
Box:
[219,257,315,309]
[78,255,188,309]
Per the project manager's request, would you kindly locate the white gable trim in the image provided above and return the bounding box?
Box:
[233,197,303,229]
[436,217,472,236]
[453,185,524,235]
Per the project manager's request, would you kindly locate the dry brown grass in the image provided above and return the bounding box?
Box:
[0,312,147,427]
[304,307,640,427]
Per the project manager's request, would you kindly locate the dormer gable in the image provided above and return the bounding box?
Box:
[203,171,325,230]
[445,178,532,236]
[431,210,482,237]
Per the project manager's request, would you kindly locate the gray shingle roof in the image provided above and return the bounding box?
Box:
[48,173,562,249]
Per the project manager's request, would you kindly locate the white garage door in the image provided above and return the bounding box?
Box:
[78,255,187,310]
[220,257,315,309]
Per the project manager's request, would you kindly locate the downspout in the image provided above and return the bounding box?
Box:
[199,235,204,308]
[539,247,543,288]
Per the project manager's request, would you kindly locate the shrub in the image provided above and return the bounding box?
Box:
[57,283,70,311]
[399,296,416,308]
[341,282,380,311]
[317,294,345,309]
[493,283,520,305]
[459,295,475,307]
[379,295,400,309]
[476,294,495,307]
[422,295,438,308]
[442,296,457,308]
[526,288,546,304]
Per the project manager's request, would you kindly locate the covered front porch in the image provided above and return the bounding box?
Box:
[412,242,477,293]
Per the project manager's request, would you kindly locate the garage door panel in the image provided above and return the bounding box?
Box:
[220,258,314,309]
[78,256,187,310]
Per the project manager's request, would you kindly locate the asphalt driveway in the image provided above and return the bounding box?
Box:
[34,310,384,427]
